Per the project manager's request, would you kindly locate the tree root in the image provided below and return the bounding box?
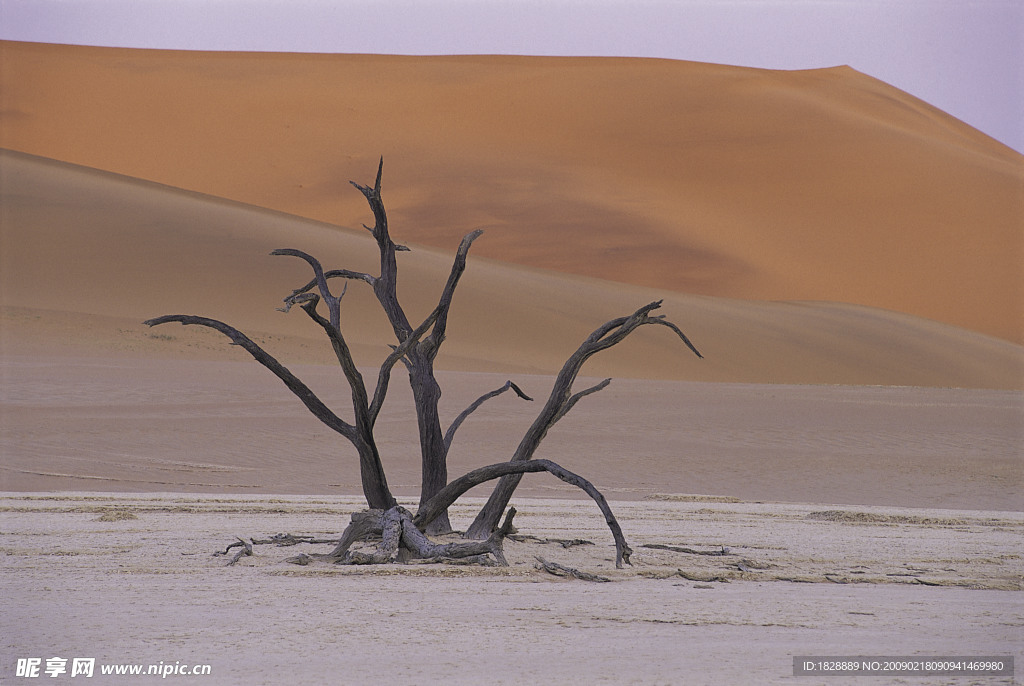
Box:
[276,506,520,567]
[221,505,618,574]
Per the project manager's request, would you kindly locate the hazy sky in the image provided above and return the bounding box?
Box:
[2,0,1021,152]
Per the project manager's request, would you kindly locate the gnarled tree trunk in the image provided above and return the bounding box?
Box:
[146,159,704,569]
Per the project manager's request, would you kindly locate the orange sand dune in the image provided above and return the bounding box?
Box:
[2,149,1021,389]
[1,41,1020,344]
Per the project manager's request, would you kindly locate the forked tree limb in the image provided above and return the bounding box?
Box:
[551,378,611,425]
[349,157,414,340]
[282,268,376,305]
[367,305,443,426]
[344,161,484,377]
[264,296,396,510]
[465,300,702,540]
[523,301,697,462]
[413,458,633,568]
[291,296,372,429]
[282,162,490,533]
[275,229,483,429]
[273,258,440,431]
[403,228,486,532]
[271,248,345,331]
[281,289,438,431]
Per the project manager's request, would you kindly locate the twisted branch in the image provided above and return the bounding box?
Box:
[414,458,633,568]
[466,300,702,539]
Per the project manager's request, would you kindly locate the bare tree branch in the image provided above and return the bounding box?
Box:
[647,316,703,359]
[291,296,372,425]
[144,314,355,439]
[443,380,533,454]
[144,314,396,510]
[551,378,611,425]
[280,269,376,310]
[414,458,633,568]
[465,300,702,539]
[422,229,484,358]
[367,305,443,426]
[349,157,413,340]
[271,249,345,330]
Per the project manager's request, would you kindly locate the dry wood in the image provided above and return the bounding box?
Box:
[508,534,594,549]
[676,569,731,583]
[328,509,386,558]
[444,380,533,454]
[414,458,633,568]
[466,300,702,539]
[224,537,253,566]
[218,533,337,554]
[330,506,519,566]
[144,314,396,510]
[147,160,705,570]
[642,543,733,556]
[534,556,611,582]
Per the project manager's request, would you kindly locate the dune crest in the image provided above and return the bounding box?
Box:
[0,41,1020,344]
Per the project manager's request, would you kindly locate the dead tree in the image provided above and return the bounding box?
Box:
[146,159,701,569]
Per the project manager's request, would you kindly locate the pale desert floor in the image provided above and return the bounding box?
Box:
[2,493,1021,685]
[1,355,1023,682]
[1,349,1022,684]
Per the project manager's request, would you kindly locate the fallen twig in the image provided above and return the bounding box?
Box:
[913,578,944,586]
[676,569,731,583]
[226,537,253,566]
[642,543,732,556]
[216,533,338,557]
[535,556,611,582]
[508,534,595,548]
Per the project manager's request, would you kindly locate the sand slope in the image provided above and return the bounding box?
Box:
[1,41,1021,343]
[2,149,1021,389]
